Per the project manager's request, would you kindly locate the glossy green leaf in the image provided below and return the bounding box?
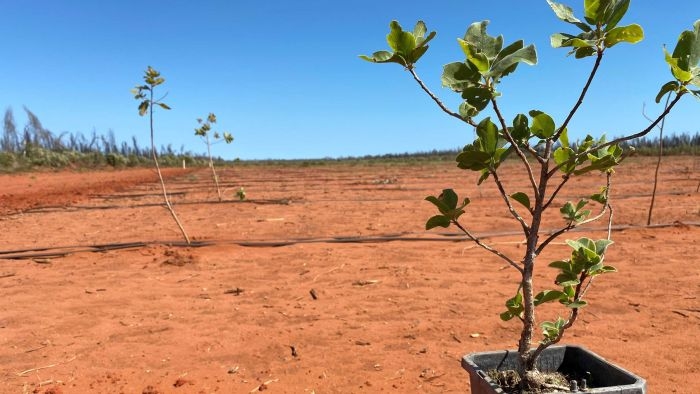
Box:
[510,192,531,210]
[459,101,479,120]
[462,87,493,112]
[456,144,491,171]
[553,146,576,174]
[566,300,588,309]
[531,113,556,139]
[488,42,538,78]
[672,20,700,71]
[426,215,451,230]
[476,117,499,154]
[604,24,643,47]
[534,290,567,306]
[459,39,490,72]
[604,0,630,31]
[387,20,416,56]
[441,62,480,91]
[511,114,530,141]
[584,0,610,25]
[656,81,680,103]
[500,311,516,321]
[549,260,571,270]
[463,20,503,59]
[555,272,580,287]
[359,51,394,63]
[547,0,591,32]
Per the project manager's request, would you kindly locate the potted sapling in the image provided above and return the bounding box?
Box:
[194,112,234,201]
[361,0,699,392]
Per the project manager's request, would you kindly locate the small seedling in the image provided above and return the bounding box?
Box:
[194,113,234,202]
[132,66,190,244]
[236,187,246,201]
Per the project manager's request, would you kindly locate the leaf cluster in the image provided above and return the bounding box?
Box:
[548,0,643,58]
[131,66,171,117]
[359,21,436,68]
[195,113,234,144]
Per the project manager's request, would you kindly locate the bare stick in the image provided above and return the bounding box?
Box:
[491,169,531,235]
[642,94,671,225]
[16,355,77,377]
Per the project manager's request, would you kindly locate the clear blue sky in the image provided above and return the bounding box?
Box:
[1,1,698,160]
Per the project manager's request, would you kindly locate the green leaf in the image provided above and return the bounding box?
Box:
[584,0,610,25]
[604,24,643,48]
[549,260,571,270]
[462,87,493,112]
[426,215,451,230]
[456,144,491,171]
[387,20,416,56]
[157,102,171,110]
[463,20,503,59]
[534,290,567,306]
[511,114,530,141]
[555,272,580,287]
[531,112,556,139]
[510,192,531,211]
[459,39,490,72]
[547,0,591,32]
[223,132,234,144]
[476,117,499,154]
[590,186,608,204]
[500,311,515,321]
[656,81,680,103]
[441,62,480,91]
[553,146,576,174]
[672,20,700,71]
[413,20,427,42]
[604,0,630,31]
[488,42,538,78]
[359,51,394,63]
[594,239,614,255]
[565,300,588,309]
[138,101,149,116]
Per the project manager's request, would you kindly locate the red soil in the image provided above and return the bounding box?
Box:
[0,157,698,393]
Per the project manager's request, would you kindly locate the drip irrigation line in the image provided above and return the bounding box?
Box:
[0,221,697,261]
[16,198,299,214]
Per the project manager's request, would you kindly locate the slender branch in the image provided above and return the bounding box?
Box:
[543,174,571,210]
[536,173,612,255]
[491,168,531,235]
[491,99,541,197]
[407,67,477,127]
[550,91,685,175]
[452,220,524,274]
[552,49,604,141]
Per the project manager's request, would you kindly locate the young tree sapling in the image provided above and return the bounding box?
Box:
[362,1,699,390]
[132,66,191,244]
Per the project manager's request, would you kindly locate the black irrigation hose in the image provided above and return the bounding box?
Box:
[1,221,697,261]
[16,198,298,214]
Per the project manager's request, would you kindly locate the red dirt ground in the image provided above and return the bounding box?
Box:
[0,157,698,393]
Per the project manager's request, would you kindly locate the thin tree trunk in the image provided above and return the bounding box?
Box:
[150,90,190,244]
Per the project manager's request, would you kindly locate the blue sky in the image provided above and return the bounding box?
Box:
[1,1,698,160]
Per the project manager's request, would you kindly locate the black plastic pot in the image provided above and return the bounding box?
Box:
[461,345,646,393]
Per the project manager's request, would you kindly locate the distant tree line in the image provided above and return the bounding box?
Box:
[1,106,224,171]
